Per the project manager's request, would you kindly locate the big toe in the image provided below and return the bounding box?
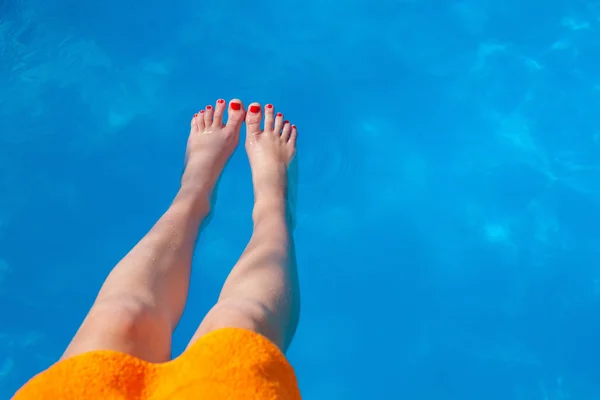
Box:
[245,103,262,136]
[225,99,245,131]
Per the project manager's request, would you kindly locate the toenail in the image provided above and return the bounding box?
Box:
[194,113,198,117]
[217,99,225,104]
[200,110,205,114]
[250,105,261,113]
[276,112,283,117]
[230,102,241,111]
[292,124,296,129]
[266,104,273,109]
[206,105,212,110]
[284,120,289,125]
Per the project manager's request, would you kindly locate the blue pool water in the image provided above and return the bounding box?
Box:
[2,0,600,398]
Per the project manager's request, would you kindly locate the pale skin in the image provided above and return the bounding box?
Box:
[61,99,300,363]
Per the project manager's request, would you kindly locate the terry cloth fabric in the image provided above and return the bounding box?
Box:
[13,327,301,399]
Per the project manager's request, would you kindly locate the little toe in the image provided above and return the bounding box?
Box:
[191,113,199,132]
[289,124,298,146]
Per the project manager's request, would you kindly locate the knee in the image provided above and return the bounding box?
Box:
[93,295,171,333]
[83,296,172,358]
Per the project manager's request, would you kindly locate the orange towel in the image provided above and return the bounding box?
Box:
[13,328,301,399]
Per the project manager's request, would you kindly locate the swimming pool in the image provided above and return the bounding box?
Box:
[2,0,600,398]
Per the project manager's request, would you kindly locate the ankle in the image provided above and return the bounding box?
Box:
[181,157,219,189]
[251,166,287,195]
[252,197,287,224]
[174,186,212,215]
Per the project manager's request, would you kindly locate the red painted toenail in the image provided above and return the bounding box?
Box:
[292,125,296,129]
[250,105,261,113]
[217,99,225,104]
[194,113,198,117]
[284,120,289,125]
[200,110,205,114]
[230,102,241,111]
[206,105,212,110]
[276,112,283,117]
[266,104,273,109]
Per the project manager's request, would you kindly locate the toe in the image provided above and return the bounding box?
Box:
[203,104,214,128]
[212,99,226,127]
[197,110,206,131]
[274,112,284,133]
[191,113,199,132]
[289,124,298,146]
[264,104,275,133]
[225,99,245,130]
[281,120,291,141]
[245,102,262,136]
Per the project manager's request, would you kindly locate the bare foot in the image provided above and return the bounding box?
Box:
[244,103,297,200]
[182,99,245,194]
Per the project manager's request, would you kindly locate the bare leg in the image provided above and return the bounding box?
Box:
[188,103,300,352]
[62,99,246,363]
